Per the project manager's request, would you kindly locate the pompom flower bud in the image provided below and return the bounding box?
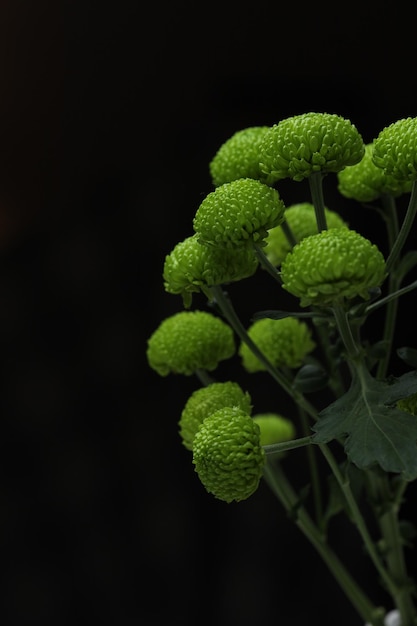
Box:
[179,381,252,451]
[252,413,296,446]
[193,178,286,248]
[338,143,413,202]
[259,112,365,184]
[209,126,271,186]
[239,317,315,371]
[280,228,387,307]
[163,234,259,308]
[146,310,235,376]
[372,117,417,183]
[192,407,266,503]
[264,202,347,266]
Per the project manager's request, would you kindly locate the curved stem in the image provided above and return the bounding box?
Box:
[263,460,385,626]
[309,171,328,231]
[210,285,319,421]
[365,471,417,626]
[254,243,282,284]
[319,444,399,599]
[386,180,417,274]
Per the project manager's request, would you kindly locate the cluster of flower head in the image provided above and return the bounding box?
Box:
[147,111,417,503]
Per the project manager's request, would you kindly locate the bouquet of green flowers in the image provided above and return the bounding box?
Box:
[146,112,417,626]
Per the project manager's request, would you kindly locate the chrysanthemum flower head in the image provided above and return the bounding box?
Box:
[163,234,259,308]
[146,310,235,376]
[239,316,315,371]
[193,178,286,248]
[280,228,387,307]
[192,406,266,503]
[179,381,252,451]
[372,117,417,183]
[264,202,348,266]
[252,413,296,446]
[338,143,413,202]
[209,126,271,186]
[259,112,365,184]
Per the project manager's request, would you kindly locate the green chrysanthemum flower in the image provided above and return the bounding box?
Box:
[192,406,266,503]
[179,381,252,451]
[239,316,316,372]
[280,228,387,307]
[163,234,259,308]
[209,126,271,187]
[372,117,417,183]
[397,392,417,416]
[264,202,348,266]
[252,413,296,446]
[338,143,413,202]
[146,310,235,376]
[259,112,365,183]
[193,178,286,249]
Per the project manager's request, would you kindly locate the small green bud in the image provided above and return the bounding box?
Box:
[193,178,286,248]
[192,407,266,503]
[338,143,413,202]
[372,117,417,183]
[259,112,365,183]
[239,316,316,371]
[146,310,235,376]
[280,228,387,307]
[209,126,271,186]
[264,202,348,266]
[163,234,259,308]
[179,381,252,451]
[397,392,417,416]
[252,413,296,446]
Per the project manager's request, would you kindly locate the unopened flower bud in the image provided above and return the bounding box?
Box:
[259,112,365,184]
[338,143,413,202]
[163,234,259,308]
[193,178,285,248]
[397,392,417,416]
[264,202,347,266]
[179,381,252,451]
[239,316,315,371]
[252,413,296,446]
[372,117,417,183]
[192,407,266,503]
[146,310,235,376]
[209,126,271,186]
[280,228,387,307]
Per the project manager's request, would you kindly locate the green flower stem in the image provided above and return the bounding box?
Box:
[264,459,384,626]
[319,444,398,600]
[254,242,283,284]
[365,280,417,316]
[297,404,323,523]
[263,435,313,455]
[313,319,347,398]
[281,219,298,247]
[210,285,319,421]
[375,194,402,380]
[308,171,328,231]
[332,305,362,361]
[365,471,417,626]
[195,368,216,386]
[386,179,417,274]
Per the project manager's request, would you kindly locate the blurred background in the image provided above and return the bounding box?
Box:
[0,1,416,624]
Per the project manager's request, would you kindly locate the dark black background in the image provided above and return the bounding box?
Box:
[0,1,416,625]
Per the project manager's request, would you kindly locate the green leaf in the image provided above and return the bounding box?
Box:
[312,368,417,481]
